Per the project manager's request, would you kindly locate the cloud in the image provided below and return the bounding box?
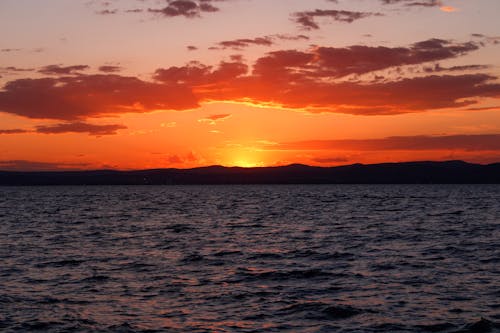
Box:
[216,37,274,50]
[250,39,478,79]
[466,106,500,112]
[231,73,500,114]
[1,48,22,53]
[1,39,499,119]
[98,65,122,73]
[0,67,34,75]
[318,39,478,77]
[148,0,226,18]
[0,74,198,120]
[154,60,248,85]
[293,9,381,30]
[311,156,350,163]
[213,34,309,50]
[187,45,198,51]
[166,151,201,166]
[471,34,500,46]
[275,34,310,41]
[0,160,89,171]
[125,8,144,13]
[440,6,458,12]
[38,65,90,75]
[96,9,118,15]
[198,113,231,125]
[380,0,442,7]
[88,0,226,19]
[274,134,500,151]
[0,122,126,136]
[0,129,29,135]
[423,64,490,73]
[161,122,177,128]
[35,122,127,136]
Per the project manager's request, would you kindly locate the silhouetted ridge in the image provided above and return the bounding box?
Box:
[0,160,499,185]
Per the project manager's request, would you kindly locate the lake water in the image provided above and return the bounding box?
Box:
[1,185,499,332]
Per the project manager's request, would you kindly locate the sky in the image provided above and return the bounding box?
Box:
[1,0,500,170]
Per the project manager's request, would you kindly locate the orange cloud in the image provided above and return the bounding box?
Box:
[198,113,232,125]
[274,134,500,151]
[35,122,126,136]
[0,129,29,134]
[0,74,198,119]
[440,6,458,12]
[0,122,126,136]
[0,160,89,171]
[1,39,499,120]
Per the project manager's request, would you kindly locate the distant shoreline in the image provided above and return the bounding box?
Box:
[1,160,500,185]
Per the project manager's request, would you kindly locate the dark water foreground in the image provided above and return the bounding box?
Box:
[1,185,499,332]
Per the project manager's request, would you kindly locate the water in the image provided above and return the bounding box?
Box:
[1,185,499,332]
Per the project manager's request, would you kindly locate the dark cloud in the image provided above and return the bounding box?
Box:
[98,65,122,73]
[0,129,29,135]
[208,72,500,115]
[213,34,309,50]
[0,67,34,75]
[216,37,274,50]
[0,122,125,136]
[311,156,350,164]
[276,134,500,151]
[251,39,479,79]
[39,65,90,75]
[96,9,118,15]
[423,63,490,73]
[0,74,198,120]
[148,0,226,18]
[125,8,144,13]
[35,122,127,136]
[276,34,310,41]
[88,0,225,18]
[293,9,382,30]
[187,45,198,51]
[466,106,500,112]
[380,0,441,7]
[0,160,89,171]
[154,60,248,85]
[1,39,499,119]
[473,34,500,46]
[1,48,22,53]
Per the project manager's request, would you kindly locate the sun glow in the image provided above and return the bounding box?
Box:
[233,159,261,168]
[227,151,264,168]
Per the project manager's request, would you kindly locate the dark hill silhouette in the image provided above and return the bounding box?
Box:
[0,160,499,185]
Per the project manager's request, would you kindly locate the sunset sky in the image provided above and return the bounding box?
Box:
[1,0,500,170]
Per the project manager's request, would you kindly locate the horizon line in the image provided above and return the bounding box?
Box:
[1,159,499,173]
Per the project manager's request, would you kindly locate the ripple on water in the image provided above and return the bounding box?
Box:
[1,184,499,332]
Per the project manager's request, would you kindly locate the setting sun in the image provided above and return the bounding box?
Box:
[232,159,262,168]
[228,151,264,168]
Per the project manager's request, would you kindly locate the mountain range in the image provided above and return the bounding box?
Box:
[1,160,499,185]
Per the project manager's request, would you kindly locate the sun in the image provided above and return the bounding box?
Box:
[227,151,264,168]
[233,159,260,168]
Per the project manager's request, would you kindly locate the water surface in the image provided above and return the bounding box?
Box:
[1,185,499,332]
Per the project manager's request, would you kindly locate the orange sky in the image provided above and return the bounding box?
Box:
[1,0,500,170]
